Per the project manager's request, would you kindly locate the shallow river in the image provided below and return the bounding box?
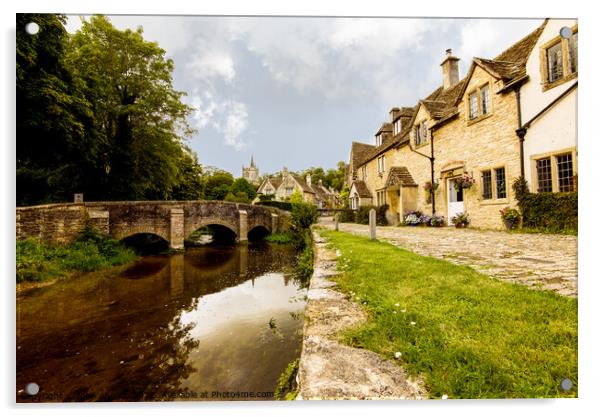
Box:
[16,243,307,402]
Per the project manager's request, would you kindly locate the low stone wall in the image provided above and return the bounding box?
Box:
[16,203,87,244]
[297,229,425,400]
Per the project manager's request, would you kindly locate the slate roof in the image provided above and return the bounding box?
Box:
[291,174,316,194]
[384,167,418,188]
[351,20,547,168]
[350,180,372,198]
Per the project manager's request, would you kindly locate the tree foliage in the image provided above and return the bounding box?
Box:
[17,14,200,205]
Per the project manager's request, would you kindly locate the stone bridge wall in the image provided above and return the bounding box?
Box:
[16,201,290,249]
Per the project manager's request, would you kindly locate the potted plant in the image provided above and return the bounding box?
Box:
[451,212,470,228]
[454,174,475,192]
[500,207,520,230]
[423,181,439,203]
[429,214,445,227]
[403,210,423,226]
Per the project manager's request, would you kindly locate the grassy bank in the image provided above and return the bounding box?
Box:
[321,230,577,399]
[16,227,137,283]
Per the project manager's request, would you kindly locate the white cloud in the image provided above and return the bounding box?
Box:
[190,91,218,129]
[222,102,249,151]
[189,92,248,151]
[457,19,542,64]
[187,50,236,84]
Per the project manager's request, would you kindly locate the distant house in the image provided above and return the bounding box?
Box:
[346,19,576,229]
[257,167,338,208]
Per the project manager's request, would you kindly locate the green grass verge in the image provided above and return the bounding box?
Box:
[321,230,577,399]
[16,228,137,283]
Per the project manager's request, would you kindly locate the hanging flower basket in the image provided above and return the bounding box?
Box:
[454,174,475,192]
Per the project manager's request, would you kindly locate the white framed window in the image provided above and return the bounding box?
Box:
[376,190,386,206]
[362,165,367,180]
[376,134,382,147]
[467,84,491,121]
[377,155,386,174]
[414,125,421,146]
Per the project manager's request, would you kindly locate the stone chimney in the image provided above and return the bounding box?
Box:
[440,48,460,90]
[318,179,323,187]
[389,107,400,123]
[282,167,289,177]
[306,173,312,186]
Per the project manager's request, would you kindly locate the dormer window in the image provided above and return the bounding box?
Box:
[414,121,428,146]
[467,83,491,122]
[393,119,402,135]
[469,92,479,119]
[376,134,383,147]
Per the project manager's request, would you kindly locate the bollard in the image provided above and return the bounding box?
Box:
[334,213,339,231]
[369,208,376,240]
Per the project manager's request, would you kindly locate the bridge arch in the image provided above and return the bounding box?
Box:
[248,225,270,242]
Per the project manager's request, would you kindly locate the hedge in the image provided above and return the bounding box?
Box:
[513,177,577,233]
[341,205,388,226]
[256,201,293,211]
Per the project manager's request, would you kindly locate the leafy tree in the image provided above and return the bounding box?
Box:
[66,15,194,200]
[171,148,204,200]
[289,190,303,204]
[229,178,257,202]
[203,169,234,200]
[17,13,97,205]
[224,191,250,203]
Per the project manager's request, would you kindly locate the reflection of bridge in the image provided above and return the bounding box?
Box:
[16,201,290,249]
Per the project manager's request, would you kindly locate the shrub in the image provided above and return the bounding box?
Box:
[258,194,274,202]
[355,205,388,225]
[290,203,318,232]
[512,177,577,233]
[451,212,470,227]
[274,358,300,400]
[257,201,293,211]
[265,232,294,244]
[338,208,355,223]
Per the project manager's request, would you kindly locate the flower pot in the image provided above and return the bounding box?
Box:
[503,220,518,230]
[455,223,467,229]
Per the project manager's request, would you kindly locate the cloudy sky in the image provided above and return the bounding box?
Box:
[65,16,542,177]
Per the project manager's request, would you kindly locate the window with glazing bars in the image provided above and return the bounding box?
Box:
[480,85,490,114]
[481,170,492,199]
[495,167,506,198]
[536,158,552,192]
[421,121,428,143]
[570,32,578,73]
[557,154,574,192]
[546,42,563,83]
[414,125,421,146]
[469,92,478,119]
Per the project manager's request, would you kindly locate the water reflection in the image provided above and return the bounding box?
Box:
[16,244,306,402]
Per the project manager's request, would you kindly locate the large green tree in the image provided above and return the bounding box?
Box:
[17,14,97,205]
[67,15,194,200]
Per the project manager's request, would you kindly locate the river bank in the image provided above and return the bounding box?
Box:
[297,228,426,400]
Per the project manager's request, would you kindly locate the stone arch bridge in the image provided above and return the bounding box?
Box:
[16,201,290,249]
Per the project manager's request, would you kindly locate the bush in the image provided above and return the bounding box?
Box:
[265,232,294,244]
[338,208,355,223]
[258,194,274,202]
[274,358,300,400]
[451,212,470,227]
[257,201,293,211]
[355,205,388,225]
[513,177,577,233]
[290,203,318,232]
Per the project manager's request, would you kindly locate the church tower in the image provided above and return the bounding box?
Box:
[242,156,260,185]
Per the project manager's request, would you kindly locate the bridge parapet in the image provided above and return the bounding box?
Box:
[16,201,289,249]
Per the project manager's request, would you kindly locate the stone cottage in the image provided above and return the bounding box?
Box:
[257,168,338,208]
[347,19,577,229]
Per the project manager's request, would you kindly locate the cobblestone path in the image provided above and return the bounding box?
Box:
[319,217,577,297]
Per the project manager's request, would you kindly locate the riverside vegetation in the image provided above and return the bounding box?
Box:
[16,225,137,283]
[321,230,577,399]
